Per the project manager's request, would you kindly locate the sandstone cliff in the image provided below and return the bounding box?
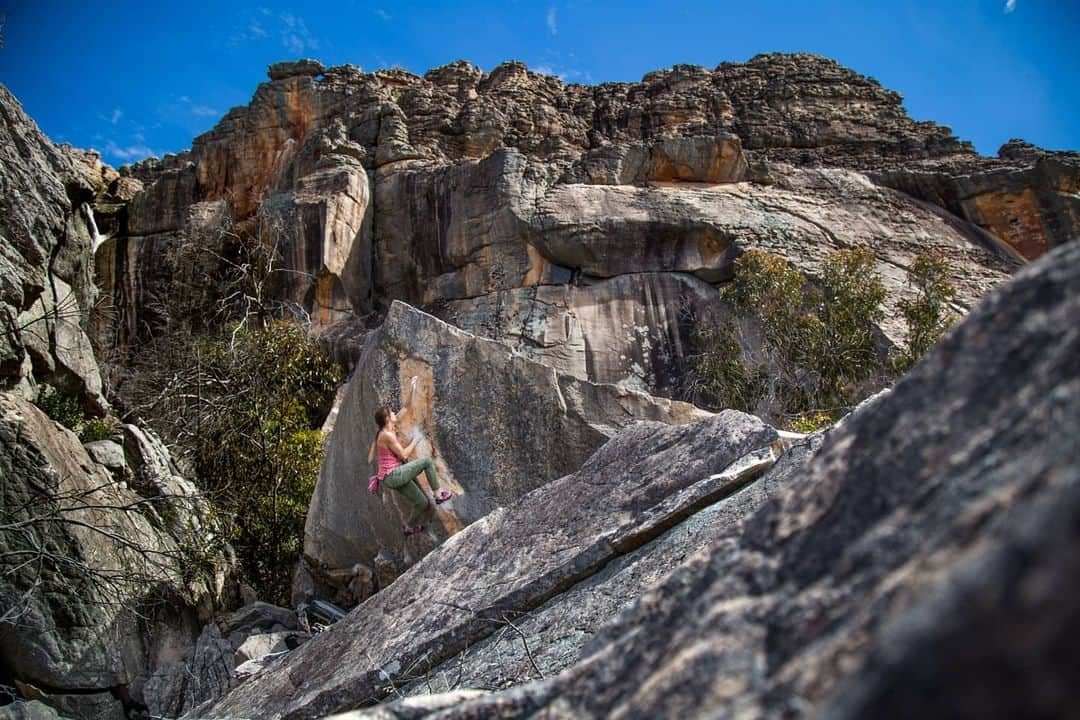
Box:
[87,53,1070,404]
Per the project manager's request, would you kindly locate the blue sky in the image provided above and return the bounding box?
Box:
[0,1,1076,166]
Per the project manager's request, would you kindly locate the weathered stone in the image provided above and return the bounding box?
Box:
[393,435,820,697]
[201,410,780,718]
[83,439,125,470]
[564,134,750,185]
[0,700,66,720]
[436,272,726,395]
[871,140,1080,260]
[143,623,234,719]
[304,300,712,596]
[0,85,104,410]
[217,601,297,637]
[259,158,372,327]
[372,149,553,308]
[36,692,124,720]
[269,59,326,81]
[234,631,306,666]
[325,690,488,720]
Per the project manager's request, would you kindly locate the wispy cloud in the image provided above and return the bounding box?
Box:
[375,8,391,20]
[98,108,123,125]
[279,12,318,54]
[178,96,220,119]
[229,10,320,54]
[1004,0,1016,12]
[546,6,557,35]
[100,139,161,163]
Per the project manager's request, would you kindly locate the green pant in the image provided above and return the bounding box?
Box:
[383,457,441,526]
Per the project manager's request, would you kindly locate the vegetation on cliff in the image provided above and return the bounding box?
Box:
[690,247,958,429]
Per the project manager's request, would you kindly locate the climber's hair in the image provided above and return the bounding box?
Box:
[374,406,392,429]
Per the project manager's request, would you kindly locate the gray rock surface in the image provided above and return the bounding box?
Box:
[303,300,712,604]
[0,85,105,411]
[0,391,236,715]
[346,239,1080,719]
[0,701,66,720]
[201,409,781,719]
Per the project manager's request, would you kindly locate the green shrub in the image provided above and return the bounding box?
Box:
[78,417,114,443]
[896,251,957,371]
[35,386,117,443]
[690,320,766,413]
[694,247,957,426]
[35,385,84,432]
[187,320,341,604]
[695,248,888,423]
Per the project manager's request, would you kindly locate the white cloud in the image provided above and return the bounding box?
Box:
[546,6,557,35]
[97,109,122,125]
[229,10,319,53]
[100,139,160,162]
[190,105,219,117]
[375,8,391,20]
[279,12,318,54]
[1004,0,1016,12]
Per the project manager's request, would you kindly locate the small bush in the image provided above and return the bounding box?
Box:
[78,417,114,443]
[694,248,888,422]
[35,385,84,432]
[690,321,766,413]
[785,411,834,434]
[896,251,957,371]
[35,386,117,443]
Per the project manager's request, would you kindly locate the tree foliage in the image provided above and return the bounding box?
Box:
[188,321,340,603]
[692,248,888,429]
[896,251,958,371]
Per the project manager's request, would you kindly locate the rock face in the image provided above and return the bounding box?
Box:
[302,300,711,604]
[872,140,1080,260]
[298,240,1076,719]
[0,85,107,412]
[0,393,235,718]
[0,85,239,720]
[203,409,785,719]
[84,53,1063,406]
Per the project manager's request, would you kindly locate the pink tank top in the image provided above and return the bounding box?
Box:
[376,444,403,480]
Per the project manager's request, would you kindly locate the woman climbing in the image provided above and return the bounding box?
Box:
[368,402,452,535]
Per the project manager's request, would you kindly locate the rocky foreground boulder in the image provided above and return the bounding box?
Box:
[203,408,787,719]
[0,394,235,719]
[300,300,710,606]
[206,242,1077,719]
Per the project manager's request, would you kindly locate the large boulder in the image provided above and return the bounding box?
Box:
[341,239,1080,718]
[302,300,711,602]
[201,409,783,719]
[0,393,235,717]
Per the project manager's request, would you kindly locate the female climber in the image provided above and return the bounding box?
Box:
[367,403,452,536]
